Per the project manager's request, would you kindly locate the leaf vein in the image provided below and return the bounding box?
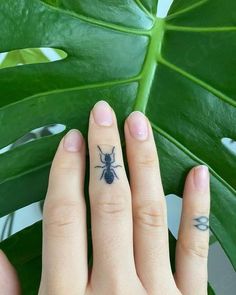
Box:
[151,122,236,196]
[166,0,209,21]
[158,58,236,108]
[166,25,236,32]
[0,161,51,186]
[40,0,150,36]
[0,77,139,111]
[134,0,155,19]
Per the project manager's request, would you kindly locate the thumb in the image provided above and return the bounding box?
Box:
[0,250,21,295]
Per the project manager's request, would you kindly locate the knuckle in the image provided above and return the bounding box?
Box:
[102,274,140,295]
[51,165,79,178]
[134,199,166,230]
[91,192,130,216]
[43,200,81,235]
[179,239,209,259]
[107,280,125,295]
[136,151,157,168]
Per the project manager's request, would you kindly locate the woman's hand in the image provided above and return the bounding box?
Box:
[1,101,210,295]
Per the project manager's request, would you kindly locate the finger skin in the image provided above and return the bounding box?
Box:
[39,130,88,295]
[175,166,210,295]
[88,102,142,294]
[0,250,21,295]
[125,112,177,294]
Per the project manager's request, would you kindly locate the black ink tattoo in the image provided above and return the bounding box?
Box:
[95,145,122,184]
[193,216,209,231]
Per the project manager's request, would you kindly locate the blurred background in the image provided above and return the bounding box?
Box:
[0,0,235,294]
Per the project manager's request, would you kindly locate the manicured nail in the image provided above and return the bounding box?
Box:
[127,111,149,141]
[63,129,83,152]
[92,100,113,126]
[194,165,209,190]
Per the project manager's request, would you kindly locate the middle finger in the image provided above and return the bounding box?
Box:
[88,101,137,288]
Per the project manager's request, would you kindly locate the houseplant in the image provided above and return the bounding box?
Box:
[0,0,235,293]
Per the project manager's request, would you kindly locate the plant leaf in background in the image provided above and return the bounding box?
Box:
[0,0,235,293]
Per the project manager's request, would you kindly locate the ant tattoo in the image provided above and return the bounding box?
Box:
[193,216,209,231]
[95,145,122,184]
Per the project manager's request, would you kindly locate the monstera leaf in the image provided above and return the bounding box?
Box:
[0,0,235,293]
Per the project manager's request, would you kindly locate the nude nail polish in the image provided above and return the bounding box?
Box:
[194,165,209,190]
[127,111,149,141]
[63,129,83,152]
[92,100,113,126]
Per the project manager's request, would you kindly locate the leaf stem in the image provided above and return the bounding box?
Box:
[134,18,165,112]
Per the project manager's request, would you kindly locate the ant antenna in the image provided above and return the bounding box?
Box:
[97,145,105,155]
[110,146,115,155]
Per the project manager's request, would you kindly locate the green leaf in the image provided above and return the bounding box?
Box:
[0,0,235,289]
[169,231,176,273]
[208,284,216,295]
[138,0,159,15]
[167,0,207,17]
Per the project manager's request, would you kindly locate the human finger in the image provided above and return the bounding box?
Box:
[39,130,88,294]
[88,101,141,293]
[175,165,210,295]
[0,250,21,295]
[125,112,176,294]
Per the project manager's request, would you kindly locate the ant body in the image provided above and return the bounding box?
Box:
[95,145,122,184]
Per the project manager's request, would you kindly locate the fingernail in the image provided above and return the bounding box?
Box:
[63,129,83,152]
[127,111,149,141]
[194,165,209,190]
[92,100,113,126]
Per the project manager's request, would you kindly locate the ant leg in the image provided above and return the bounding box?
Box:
[95,165,106,168]
[100,169,105,180]
[111,168,119,179]
[111,165,122,168]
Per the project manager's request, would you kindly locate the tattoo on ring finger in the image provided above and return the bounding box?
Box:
[95,145,122,184]
[193,216,209,231]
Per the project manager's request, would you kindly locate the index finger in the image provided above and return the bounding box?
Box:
[39,130,88,294]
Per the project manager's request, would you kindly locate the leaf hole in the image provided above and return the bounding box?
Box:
[0,201,43,241]
[157,0,174,17]
[0,48,67,70]
[166,194,182,238]
[0,124,66,155]
[221,137,236,156]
